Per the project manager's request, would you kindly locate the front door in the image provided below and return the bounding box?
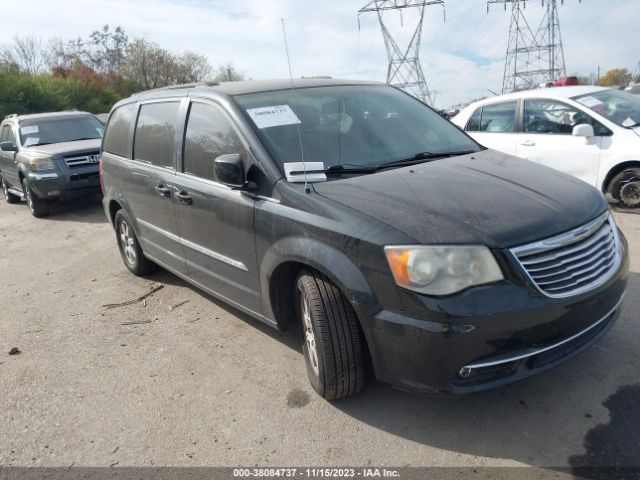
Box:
[124,100,188,275]
[171,100,262,314]
[0,124,20,189]
[516,99,602,186]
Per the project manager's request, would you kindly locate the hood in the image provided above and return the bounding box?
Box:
[631,126,640,138]
[313,150,608,248]
[22,139,101,157]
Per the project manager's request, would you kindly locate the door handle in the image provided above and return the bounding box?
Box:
[520,140,536,147]
[175,190,193,205]
[154,185,172,198]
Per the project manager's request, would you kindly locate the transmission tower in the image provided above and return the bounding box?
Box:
[359,1,445,105]
[488,0,579,93]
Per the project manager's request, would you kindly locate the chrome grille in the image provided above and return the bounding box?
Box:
[64,151,100,168]
[511,212,621,298]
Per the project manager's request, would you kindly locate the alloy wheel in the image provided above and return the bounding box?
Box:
[300,293,320,378]
[119,220,137,266]
[23,181,34,213]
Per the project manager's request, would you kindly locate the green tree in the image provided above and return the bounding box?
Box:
[598,68,632,87]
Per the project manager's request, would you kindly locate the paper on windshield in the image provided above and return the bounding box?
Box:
[246,105,300,129]
[23,137,39,147]
[20,125,39,135]
[576,96,603,109]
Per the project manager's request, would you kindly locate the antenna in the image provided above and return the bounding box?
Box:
[281,18,310,194]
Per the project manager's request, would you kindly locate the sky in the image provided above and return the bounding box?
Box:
[1,0,638,108]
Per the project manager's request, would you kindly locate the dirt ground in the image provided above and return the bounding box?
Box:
[1,194,638,470]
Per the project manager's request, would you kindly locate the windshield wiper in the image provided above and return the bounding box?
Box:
[376,150,477,170]
[68,137,100,142]
[27,142,53,147]
[288,164,378,176]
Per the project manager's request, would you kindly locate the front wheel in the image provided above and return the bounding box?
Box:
[296,270,365,400]
[609,168,640,208]
[2,176,21,204]
[22,178,49,217]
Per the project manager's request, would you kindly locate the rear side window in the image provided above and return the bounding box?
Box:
[467,101,516,133]
[0,125,8,142]
[103,104,136,158]
[133,102,180,168]
[183,102,245,181]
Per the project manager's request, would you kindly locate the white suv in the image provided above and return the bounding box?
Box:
[452,86,640,208]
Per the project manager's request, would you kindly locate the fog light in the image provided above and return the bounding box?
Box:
[459,366,472,378]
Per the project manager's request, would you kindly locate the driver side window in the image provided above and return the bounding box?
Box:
[524,99,608,135]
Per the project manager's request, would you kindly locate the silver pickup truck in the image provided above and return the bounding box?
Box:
[0,111,104,217]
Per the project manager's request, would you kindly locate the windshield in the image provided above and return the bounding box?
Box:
[572,89,640,128]
[235,85,480,171]
[19,115,105,147]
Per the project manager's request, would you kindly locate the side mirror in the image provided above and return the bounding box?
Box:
[572,123,594,138]
[0,141,17,152]
[214,154,245,188]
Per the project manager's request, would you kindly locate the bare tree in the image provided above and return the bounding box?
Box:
[121,39,213,88]
[175,52,212,83]
[0,35,47,74]
[214,63,245,82]
[88,25,128,74]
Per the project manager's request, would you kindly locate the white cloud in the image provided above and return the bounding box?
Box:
[1,0,638,108]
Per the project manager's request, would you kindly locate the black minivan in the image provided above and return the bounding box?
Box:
[101,79,628,399]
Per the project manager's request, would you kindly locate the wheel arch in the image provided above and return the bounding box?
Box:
[261,237,377,331]
[108,199,123,226]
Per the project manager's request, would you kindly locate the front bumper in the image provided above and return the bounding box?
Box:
[354,233,629,396]
[27,167,100,199]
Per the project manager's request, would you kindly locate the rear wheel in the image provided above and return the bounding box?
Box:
[22,178,49,217]
[114,210,154,276]
[296,270,364,400]
[1,176,21,204]
[608,167,640,208]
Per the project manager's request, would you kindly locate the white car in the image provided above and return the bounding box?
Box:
[452,86,640,208]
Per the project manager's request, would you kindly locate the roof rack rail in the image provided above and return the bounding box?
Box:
[133,81,219,96]
[3,113,18,120]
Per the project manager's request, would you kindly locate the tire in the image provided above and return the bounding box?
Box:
[608,167,640,208]
[114,210,154,276]
[22,178,49,217]
[296,270,364,400]
[1,176,21,204]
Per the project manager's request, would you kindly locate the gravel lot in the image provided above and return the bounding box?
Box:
[0,194,638,470]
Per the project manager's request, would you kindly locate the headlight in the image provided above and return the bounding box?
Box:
[29,156,55,171]
[384,245,504,296]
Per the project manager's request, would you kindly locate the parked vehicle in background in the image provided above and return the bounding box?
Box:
[101,79,628,400]
[625,82,640,97]
[552,76,579,87]
[452,86,640,208]
[0,111,104,217]
[95,113,110,124]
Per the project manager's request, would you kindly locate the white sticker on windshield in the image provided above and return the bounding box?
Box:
[20,125,39,135]
[246,105,300,129]
[23,137,39,147]
[622,117,637,127]
[576,96,603,108]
